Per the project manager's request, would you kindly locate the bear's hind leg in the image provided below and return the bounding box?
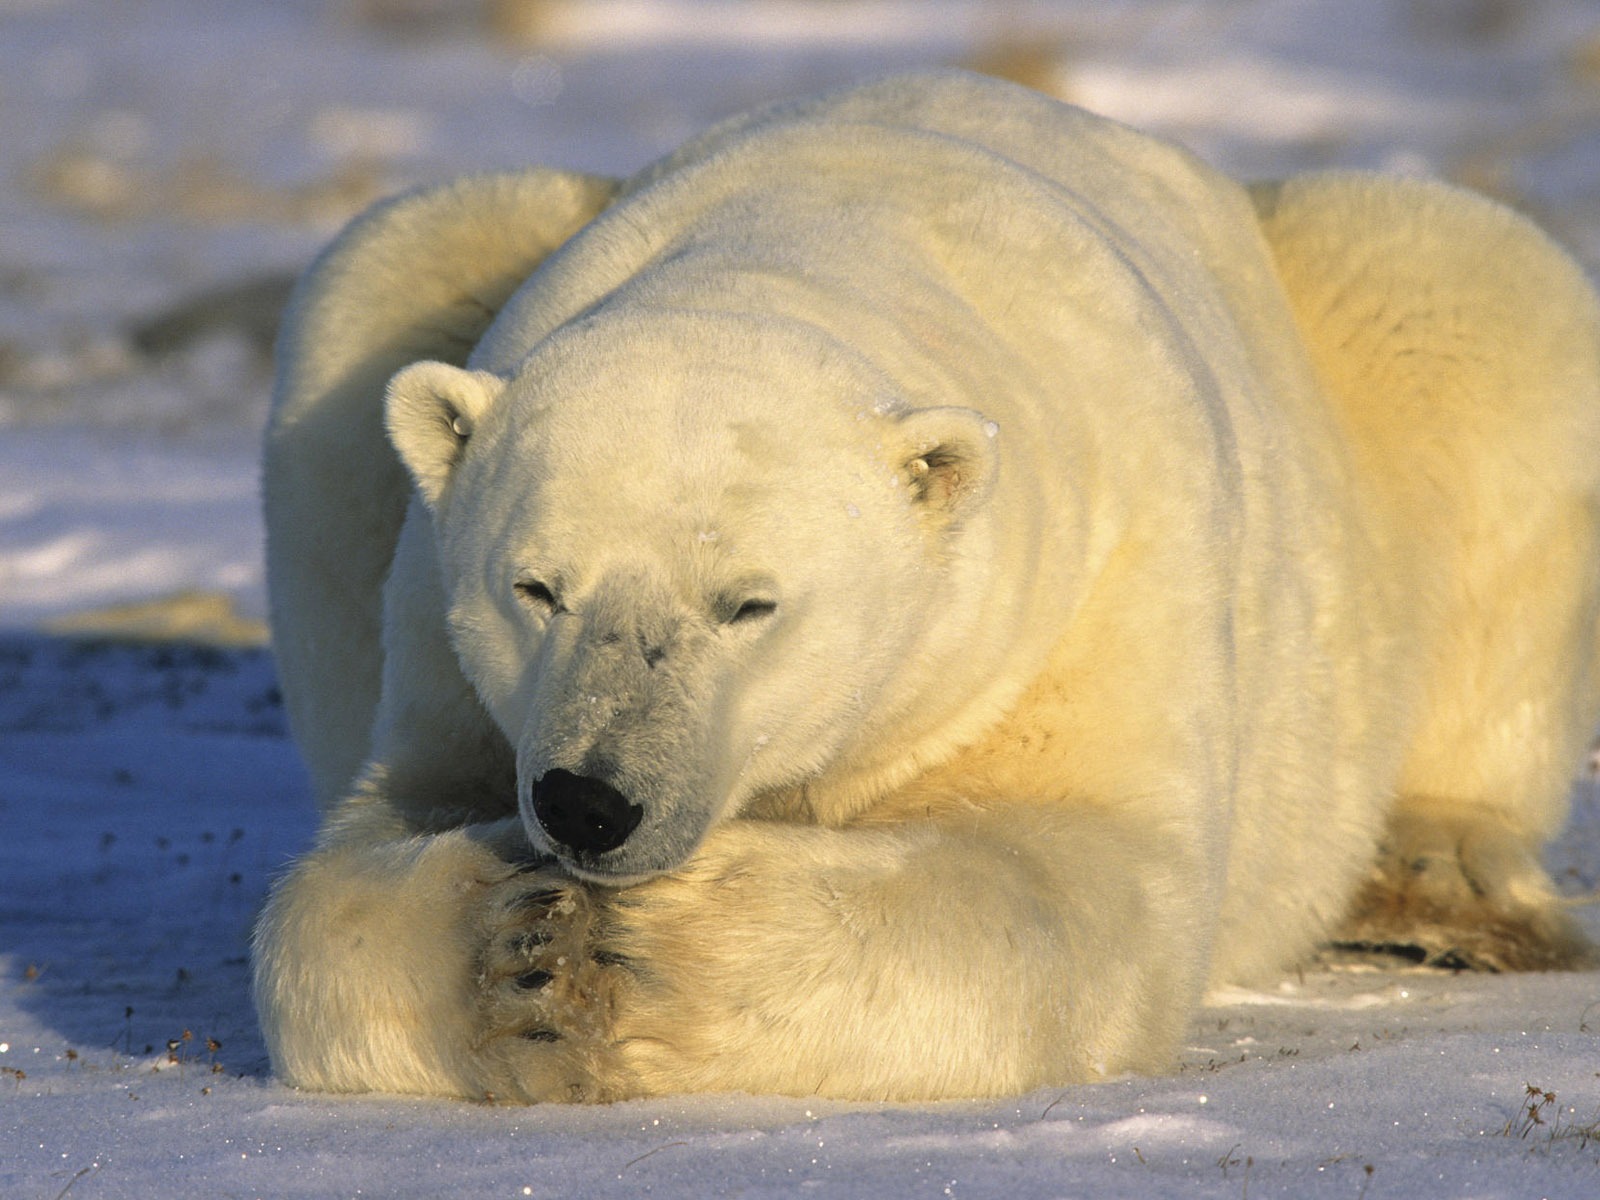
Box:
[1332,510,1600,972]
[1331,506,1599,972]
[1335,481,1600,972]
[1331,799,1593,971]
[1255,171,1600,972]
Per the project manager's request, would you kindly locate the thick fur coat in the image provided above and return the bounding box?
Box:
[254,72,1600,1102]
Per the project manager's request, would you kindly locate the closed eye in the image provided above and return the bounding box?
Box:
[731,598,777,623]
[514,578,561,615]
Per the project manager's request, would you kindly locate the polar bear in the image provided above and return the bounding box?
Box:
[253,71,1600,1103]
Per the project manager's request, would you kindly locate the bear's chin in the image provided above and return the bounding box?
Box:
[535,834,703,887]
[557,858,672,888]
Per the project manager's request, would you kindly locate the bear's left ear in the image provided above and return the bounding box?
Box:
[385,361,507,508]
[889,406,1000,523]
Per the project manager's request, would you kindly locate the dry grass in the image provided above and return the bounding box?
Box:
[1501,1084,1600,1150]
[1407,0,1526,42]
[1569,30,1600,86]
[29,148,384,227]
[335,0,572,45]
[485,0,572,46]
[43,591,269,648]
[964,36,1073,100]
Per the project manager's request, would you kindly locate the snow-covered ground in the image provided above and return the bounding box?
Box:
[3,1,1600,1196]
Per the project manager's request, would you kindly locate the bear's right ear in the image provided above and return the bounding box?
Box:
[888,405,1000,526]
[384,361,507,507]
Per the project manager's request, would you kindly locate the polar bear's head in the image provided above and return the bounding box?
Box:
[385,313,999,882]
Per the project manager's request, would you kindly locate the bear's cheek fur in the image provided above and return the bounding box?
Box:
[439,581,540,739]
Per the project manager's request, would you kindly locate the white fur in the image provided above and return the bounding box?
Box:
[254,72,1600,1102]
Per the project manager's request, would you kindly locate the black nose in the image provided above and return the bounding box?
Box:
[531,769,644,856]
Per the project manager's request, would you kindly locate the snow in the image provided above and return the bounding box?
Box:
[0,428,265,629]
[2,1,1600,1196]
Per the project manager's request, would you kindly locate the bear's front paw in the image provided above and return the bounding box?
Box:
[472,869,641,1103]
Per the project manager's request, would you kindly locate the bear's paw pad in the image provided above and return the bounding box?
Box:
[472,872,637,1102]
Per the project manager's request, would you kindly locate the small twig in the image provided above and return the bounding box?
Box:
[1579,1000,1599,1033]
[620,1140,688,1172]
[53,1163,101,1200]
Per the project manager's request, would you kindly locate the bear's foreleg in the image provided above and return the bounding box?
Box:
[476,802,1216,1101]
[252,800,547,1100]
